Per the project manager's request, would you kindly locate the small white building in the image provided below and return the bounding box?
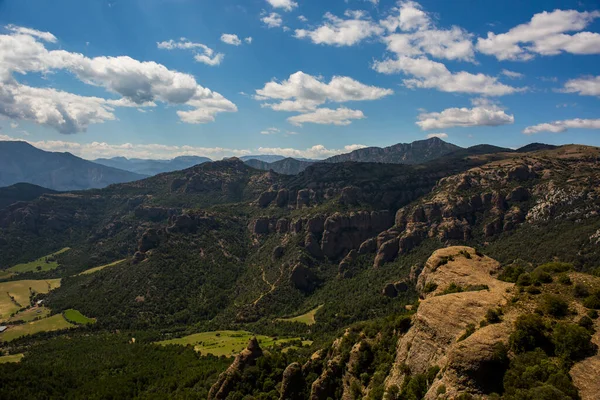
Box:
[0,326,7,333]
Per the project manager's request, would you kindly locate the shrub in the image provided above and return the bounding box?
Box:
[437,385,447,395]
[583,290,600,310]
[458,324,476,342]
[573,283,590,298]
[441,283,464,295]
[540,295,569,317]
[557,274,572,285]
[531,270,553,284]
[509,314,550,354]
[516,273,532,287]
[485,308,502,324]
[526,286,541,295]
[588,309,599,319]
[423,282,438,293]
[498,265,525,283]
[552,323,594,362]
[578,316,594,331]
[503,349,579,400]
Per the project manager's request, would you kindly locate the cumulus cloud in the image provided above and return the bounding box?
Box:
[288,107,365,126]
[0,28,236,132]
[157,38,224,66]
[373,56,521,96]
[255,71,393,112]
[245,37,253,44]
[417,102,514,130]
[221,33,242,46]
[426,133,448,139]
[561,75,600,96]
[266,0,298,12]
[379,1,474,61]
[0,83,120,134]
[262,12,283,28]
[523,118,600,134]
[381,1,430,32]
[476,9,600,61]
[10,122,18,129]
[294,11,384,46]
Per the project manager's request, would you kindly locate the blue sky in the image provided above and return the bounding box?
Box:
[0,0,599,160]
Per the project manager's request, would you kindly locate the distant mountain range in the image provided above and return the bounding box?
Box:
[0,141,145,191]
[94,155,212,176]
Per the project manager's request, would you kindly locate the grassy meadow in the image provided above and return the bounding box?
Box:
[63,309,96,325]
[276,305,323,325]
[0,354,24,364]
[0,279,61,321]
[7,248,70,274]
[157,330,309,357]
[78,259,126,275]
[0,314,74,342]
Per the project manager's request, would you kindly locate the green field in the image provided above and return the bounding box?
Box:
[78,259,126,275]
[157,330,308,357]
[63,309,96,325]
[0,354,24,364]
[0,279,61,321]
[8,248,70,274]
[0,314,74,342]
[9,306,51,323]
[276,305,323,325]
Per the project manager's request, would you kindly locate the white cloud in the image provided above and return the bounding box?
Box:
[523,118,600,134]
[261,127,280,135]
[0,83,118,134]
[288,107,365,126]
[383,27,474,61]
[373,56,521,96]
[158,38,224,66]
[257,144,368,159]
[256,71,393,112]
[245,37,253,44]
[10,122,18,129]
[0,134,366,161]
[221,33,242,46]
[476,9,600,61]
[294,11,384,46]
[501,69,524,79]
[0,28,236,132]
[381,1,431,32]
[417,103,514,130]
[561,76,600,96]
[427,133,448,139]
[194,53,225,66]
[262,12,283,28]
[298,15,308,22]
[266,0,298,12]
[6,25,57,43]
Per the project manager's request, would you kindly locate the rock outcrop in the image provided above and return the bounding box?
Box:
[280,362,305,400]
[385,247,514,399]
[208,338,264,400]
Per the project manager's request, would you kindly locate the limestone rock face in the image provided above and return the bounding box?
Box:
[374,238,399,268]
[258,190,277,207]
[276,189,289,207]
[290,263,317,292]
[385,247,514,399]
[297,189,311,208]
[305,233,323,258]
[138,228,160,253]
[253,217,270,234]
[280,362,305,400]
[208,338,264,400]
